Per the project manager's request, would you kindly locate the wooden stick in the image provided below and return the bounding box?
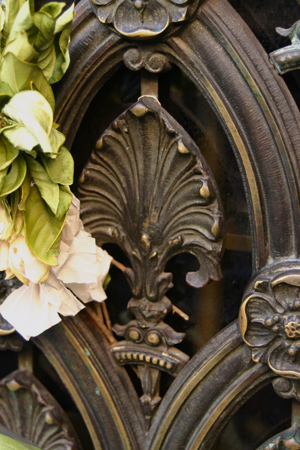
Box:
[172,305,189,321]
[86,306,117,344]
[112,259,127,273]
[95,302,104,322]
[102,301,112,331]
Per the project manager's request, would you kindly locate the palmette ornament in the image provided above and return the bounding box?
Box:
[0,195,112,340]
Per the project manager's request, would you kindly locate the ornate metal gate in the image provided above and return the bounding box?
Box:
[2,0,300,448]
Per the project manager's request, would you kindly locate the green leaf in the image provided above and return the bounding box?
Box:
[0,432,39,449]
[0,154,27,199]
[41,146,73,185]
[32,12,56,50]
[103,273,111,291]
[54,3,74,34]
[0,167,8,192]
[55,185,72,219]
[18,170,30,210]
[0,82,14,108]
[3,124,40,152]
[26,155,59,214]
[3,30,38,63]
[2,0,27,46]
[6,1,34,45]
[0,52,55,110]
[49,126,65,154]
[2,90,54,153]
[37,41,56,80]
[32,3,65,49]
[40,2,65,19]
[24,185,66,266]
[0,134,19,170]
[4,189,20,239]
[49,5,74,84]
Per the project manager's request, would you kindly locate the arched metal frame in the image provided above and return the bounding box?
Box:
[33,0,300,448]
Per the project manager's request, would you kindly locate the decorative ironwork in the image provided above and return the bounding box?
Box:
[0,370,82,450]
[240,266,300,379]
[273,377,300,401]
[90,0,199,38]
[123,47,171,73]
[256,426,300,450]
[270,20,300,74]
[79,95,224,425]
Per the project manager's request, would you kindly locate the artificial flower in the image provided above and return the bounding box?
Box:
[0,195,112,339]
[0,272,84,340]
[52,196,112,302]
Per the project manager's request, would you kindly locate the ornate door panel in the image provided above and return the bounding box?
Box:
[1,0,300,449]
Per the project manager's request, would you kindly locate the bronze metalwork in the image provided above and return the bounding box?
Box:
[256,426,300,450]
[0,370,81,449]
[123,47,171,73]
[78,94,225,424]
[240,264,300,379]
[270,21,300,74]
[3,0,295,447]
[90,0,199,38]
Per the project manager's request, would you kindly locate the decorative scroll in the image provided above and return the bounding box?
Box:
[240,266,300,379]
[0,370,81,450]
[273,377,300,401]
[270,21,300,74]
[90,0,199,38]
[123,48,171,73]
[79,95,224,425]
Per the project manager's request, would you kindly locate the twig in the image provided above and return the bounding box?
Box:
[95,302,104,322]
[86,306,117,344]
[102,301,112,331]
[112,259,127,273]
[172,305,189,321]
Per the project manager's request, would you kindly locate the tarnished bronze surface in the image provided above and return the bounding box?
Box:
[0,0,298,448]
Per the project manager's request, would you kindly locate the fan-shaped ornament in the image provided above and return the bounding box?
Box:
[78,95,225,423]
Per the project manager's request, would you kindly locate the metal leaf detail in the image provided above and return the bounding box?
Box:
[0,370,82,450]
[79,95,225,304]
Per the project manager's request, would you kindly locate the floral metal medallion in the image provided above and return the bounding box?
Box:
[90,0,199,38]
[239,266,300,379]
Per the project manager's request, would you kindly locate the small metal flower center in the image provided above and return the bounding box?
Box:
[285,320,300,339]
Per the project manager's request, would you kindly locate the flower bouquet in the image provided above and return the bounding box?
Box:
[0,0,112,339]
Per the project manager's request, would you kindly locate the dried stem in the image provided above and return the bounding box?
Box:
[102,301,112,331]
[172,305,189,321]
[87,306,117,344]
[112,259,127,273]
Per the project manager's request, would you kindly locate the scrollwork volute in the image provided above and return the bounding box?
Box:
[240,265,300,380]
[90,0,199,38]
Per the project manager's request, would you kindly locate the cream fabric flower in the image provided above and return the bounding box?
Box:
[0,194,112,340]
[0,272,84,340]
